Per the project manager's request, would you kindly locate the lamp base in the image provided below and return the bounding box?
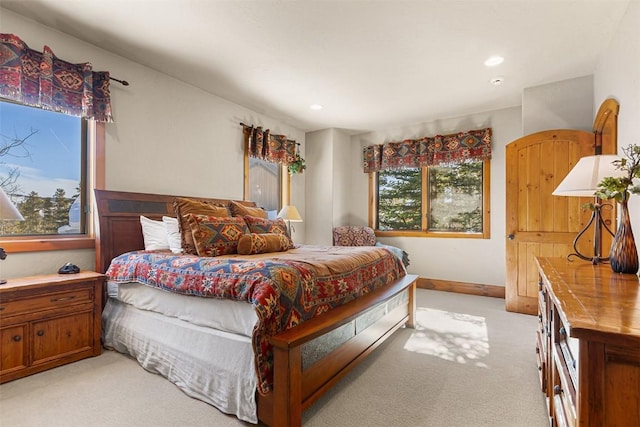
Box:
[567,201,615,264]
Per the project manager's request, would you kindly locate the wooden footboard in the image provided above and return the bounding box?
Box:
[257,274,417,427]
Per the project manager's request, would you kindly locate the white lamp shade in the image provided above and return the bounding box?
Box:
[277,205,303,222]
[552,154,624,197]
[0,187,24,221]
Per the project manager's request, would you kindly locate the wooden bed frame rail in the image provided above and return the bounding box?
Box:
[94,189,417,427]
[262,274,416,426]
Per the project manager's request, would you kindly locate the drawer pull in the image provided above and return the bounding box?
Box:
[559,327,566,336]
[36,330,45,337]
[13,335,21,342]
[554,385,562,395]
[51,296,76,303]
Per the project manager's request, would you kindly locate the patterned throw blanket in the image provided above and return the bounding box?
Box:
[106,245,406,394]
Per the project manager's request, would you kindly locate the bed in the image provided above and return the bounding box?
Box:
[95,189,417,426]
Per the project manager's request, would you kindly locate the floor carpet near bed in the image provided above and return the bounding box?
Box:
[0,289,548,427]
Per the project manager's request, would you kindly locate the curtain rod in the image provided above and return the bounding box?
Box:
[109,76,130,86]
[239,122,300,145]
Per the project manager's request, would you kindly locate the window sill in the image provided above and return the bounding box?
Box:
[375,230,489,239]
[0,236,95,253]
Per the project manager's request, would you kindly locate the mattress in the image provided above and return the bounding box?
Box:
[102,298,258,423]
[108,281,258,337]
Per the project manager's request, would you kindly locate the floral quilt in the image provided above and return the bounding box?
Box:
[105,245,406,394]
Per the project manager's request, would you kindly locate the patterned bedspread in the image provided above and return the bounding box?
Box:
[106,244,406,394]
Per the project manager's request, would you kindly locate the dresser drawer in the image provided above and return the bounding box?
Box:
[535,330,546,392]
[556,316,578,389]
[552,349,576,427]
[0,288,93,318]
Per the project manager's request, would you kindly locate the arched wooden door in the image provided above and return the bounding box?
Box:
[505,130,616,314]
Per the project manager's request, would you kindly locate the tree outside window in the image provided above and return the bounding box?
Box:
[374,160,489,237]
[0,100,84,236]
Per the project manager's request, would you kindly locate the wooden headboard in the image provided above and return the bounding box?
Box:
[94,189,256,273]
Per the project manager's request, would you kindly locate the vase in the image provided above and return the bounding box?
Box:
[609,199,639,274]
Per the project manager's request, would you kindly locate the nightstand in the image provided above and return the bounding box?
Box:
[0,271,104,383]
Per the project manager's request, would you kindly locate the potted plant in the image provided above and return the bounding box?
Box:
[288,153,306,175]
[595,144,640,274]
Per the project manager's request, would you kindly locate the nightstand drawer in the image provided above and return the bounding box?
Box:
[0,288,93,318]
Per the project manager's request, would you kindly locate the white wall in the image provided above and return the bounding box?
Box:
[594,0,640,261]
[331,129,352,227]
[522,75,594,134]
[350,107,522,286]
[1,9,306,278]
[305,129,334,245]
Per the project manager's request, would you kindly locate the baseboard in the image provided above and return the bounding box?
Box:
[417,277,505,299]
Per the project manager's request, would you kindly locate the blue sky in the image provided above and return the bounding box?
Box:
[0,101,81,198]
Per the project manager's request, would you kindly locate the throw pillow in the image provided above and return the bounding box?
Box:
[243,215,293,249]
[162,216,183,254]
[173,197,230,255]
[187,214,249,257]
[140,216,170,251]
[229,200,268,218]
[237,233,293,255]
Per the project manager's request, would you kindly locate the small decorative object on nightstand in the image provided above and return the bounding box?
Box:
[0,271,105,383]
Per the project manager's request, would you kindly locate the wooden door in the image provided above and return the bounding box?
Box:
[505,130,616,314]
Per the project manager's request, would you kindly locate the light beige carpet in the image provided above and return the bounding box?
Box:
[0,289,548,426]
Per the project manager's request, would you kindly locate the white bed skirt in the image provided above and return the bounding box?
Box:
[102,298,258,423]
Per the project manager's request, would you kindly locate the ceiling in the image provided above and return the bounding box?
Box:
[0,0,631,133]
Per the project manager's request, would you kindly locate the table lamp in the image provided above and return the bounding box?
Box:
[0,187,24,284]
[277,205,303,237]
[552,154,623,264]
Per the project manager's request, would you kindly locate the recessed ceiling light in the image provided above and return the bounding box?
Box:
[490,76,504,86]
[484,56,504,67]
[309,104,323,111]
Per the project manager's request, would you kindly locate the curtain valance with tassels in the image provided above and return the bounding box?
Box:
[0,33,112,122]
[242,124,297,164]
[363,127,492,173]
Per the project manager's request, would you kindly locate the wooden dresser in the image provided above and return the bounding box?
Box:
[535,257,640,427]
[0,272,104,383]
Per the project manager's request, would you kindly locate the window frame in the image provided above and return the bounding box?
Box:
[1,115,105,253]
[369,159,491,239]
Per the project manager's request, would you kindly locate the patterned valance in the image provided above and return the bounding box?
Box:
[363,127,492,173]
[242,124,296,164]
[0,33,112,122]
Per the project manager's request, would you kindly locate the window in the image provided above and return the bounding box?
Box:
[248,157,283,216]
[0,100,103,252]
[373,160,490,238]
[244,148,290,217]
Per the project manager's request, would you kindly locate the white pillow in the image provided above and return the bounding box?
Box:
[163,216,183,254]
[140,216,170,250]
